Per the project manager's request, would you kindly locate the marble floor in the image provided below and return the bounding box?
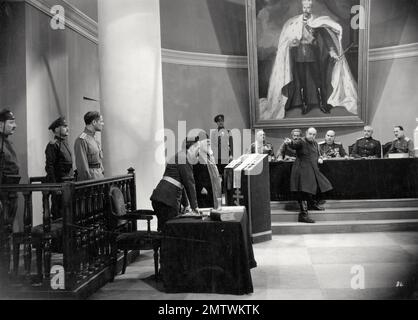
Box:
[90,232,418,300]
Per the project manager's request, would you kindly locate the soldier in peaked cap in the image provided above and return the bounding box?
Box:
[45,117,74,219]
[0,109,20,277]
[210,114,234,181]
[0,109,19,183]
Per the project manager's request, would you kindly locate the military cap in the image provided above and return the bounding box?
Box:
[214,114,225,123]
[49,117,68,131]
[0,109,15,122]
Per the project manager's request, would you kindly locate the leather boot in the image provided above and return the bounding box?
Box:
[317,88,330,114]
[300,88,309,115]
[308,201,325,211]
[307,195,325,211]
[298,201,315,223]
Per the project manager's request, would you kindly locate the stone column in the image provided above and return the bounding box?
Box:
[98,0,165,209]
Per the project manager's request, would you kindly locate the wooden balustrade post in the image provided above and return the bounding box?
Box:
[62,183,75,290]
[42,191,52,281]
[127,168,137,211]
[0,192,12,282]
[23,192,33,281]
[80,194,89,278]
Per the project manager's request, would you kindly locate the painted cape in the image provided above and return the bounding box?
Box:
[259,14,358,120]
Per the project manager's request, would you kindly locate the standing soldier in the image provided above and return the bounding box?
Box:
[74,111,105,181]
[0,109,20,279]
[210,114,233,179]
[45,117,73,219]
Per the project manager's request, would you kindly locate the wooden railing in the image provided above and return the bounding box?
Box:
[0,168,137,295]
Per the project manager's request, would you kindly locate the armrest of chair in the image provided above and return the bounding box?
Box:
[115,210,156,233]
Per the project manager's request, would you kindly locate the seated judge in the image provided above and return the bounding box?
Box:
[193,133,222,208]
[277,129,301,161]
[247,130,275,160]
[386,126,415,158]
[319,130,348,159]
[350,126,382,159]
[150,133,202,231]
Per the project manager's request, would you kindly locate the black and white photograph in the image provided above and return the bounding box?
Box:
[0,0,418,305]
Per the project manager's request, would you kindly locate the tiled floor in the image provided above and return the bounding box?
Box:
[90,232,418,300]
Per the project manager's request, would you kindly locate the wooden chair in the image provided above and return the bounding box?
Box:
[12,177,66,283]
[108,186,162,280]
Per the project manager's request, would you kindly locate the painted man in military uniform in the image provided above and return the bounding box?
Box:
[74,111,105,181]
[151,133,203,231]
[351,126,382,159]
[386,126,415,158]
[284,127,333,223]
[210,114,233,178]
[0,109,20,278]
[45,117,73,219]
[319,130,348,159]
[277,129,301,161]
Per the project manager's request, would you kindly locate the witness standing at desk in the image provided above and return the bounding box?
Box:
[151,134,203,231]
[284,127,333,223]
[386,126,415,158]
[351,126,382,159]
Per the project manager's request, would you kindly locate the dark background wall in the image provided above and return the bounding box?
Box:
[160,0,418,153]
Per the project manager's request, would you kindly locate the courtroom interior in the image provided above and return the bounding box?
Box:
[0,0,418,300]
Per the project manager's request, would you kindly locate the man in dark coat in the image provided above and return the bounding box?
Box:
[150,135,202,231]
[45,117,74,219]
[284,127,333,223]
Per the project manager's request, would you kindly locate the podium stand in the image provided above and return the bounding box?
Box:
[224,154,272,243]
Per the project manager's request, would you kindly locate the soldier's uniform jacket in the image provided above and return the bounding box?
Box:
[0,135,20,180]
[388,137,415,158]
[74,128,104,181]
[278,141,297,160]
[351,137,382,158]
[210,128,233,165]
[150,151,198,211]
[319,141,347,158]
[45,137,73,183]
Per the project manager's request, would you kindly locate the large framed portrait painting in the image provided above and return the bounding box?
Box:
[246,0,370,128]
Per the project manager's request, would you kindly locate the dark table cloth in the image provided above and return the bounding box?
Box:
[160,209,256,295]
[270,158,418,201]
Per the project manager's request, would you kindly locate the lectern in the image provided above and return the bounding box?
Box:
[224,154,272,243]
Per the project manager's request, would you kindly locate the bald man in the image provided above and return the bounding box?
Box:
[319,130,348,159]
[284,127,333,223]
[351,126,382,159]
